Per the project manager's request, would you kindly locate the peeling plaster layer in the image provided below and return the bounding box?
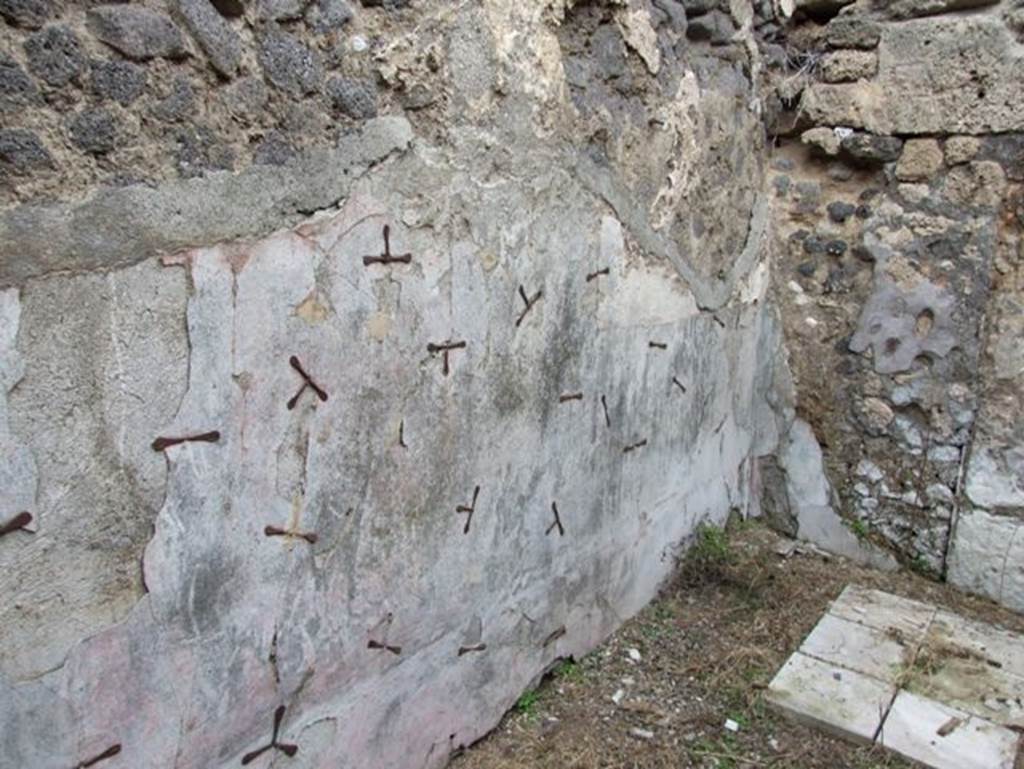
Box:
[0,135,773,766]
[0,117,413,289]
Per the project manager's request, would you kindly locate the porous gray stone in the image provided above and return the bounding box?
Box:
[0,0,52,28]
[258,27,323,94]
[360,0,411,8]
[820,50,877,83]
[256,0,310,19]
[219,75,268,120]
[23,24,86,87]
[172,124,234,178]
[304,0,353,33]
[886,0,998,20]
[827,201,856,223]
[89,59,147,106]
[825,15,880,49]
[804,15,1024,134]
[253,130,297,166]
[944,136,980,165]
[840,133,902,165]
[895,138,943,182]
[174,0,242,78]
[686,9,734,44]
[849,278,957,375]
[326,75,377,119]
[151,76,195,123]
[0,127,52,173]
[86,5,188,61]
[0,53,39,108]
[591,24,627,80]
[68,108,118,155]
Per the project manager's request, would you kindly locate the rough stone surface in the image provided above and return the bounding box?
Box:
[825,15,880,49]
[89,59,147,106]
[0,127,52,174]
[944,136,980,165]
[802,16,1024,135]
[0,0,52,28]
[895,138,943,182]
[67,108,118,155]
[1,0,1023,762]
[256,0,310,20]
[820,50,876,83]
[174,0,243,78]
[326,75,377,119]
[840,133,903,166]
[86,5,188,61]
[305,0,353,32]
[0,53,38,108]
[258,27,322,94]
[24,23,86,87]
[0,117,412,286]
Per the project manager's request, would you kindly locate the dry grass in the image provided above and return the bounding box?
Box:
[452,521,1024,769]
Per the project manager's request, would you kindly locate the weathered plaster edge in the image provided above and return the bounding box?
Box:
[0,117,415,290]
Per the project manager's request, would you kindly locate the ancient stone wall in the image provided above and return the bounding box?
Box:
[762,0,1024,608]
[3,0,1023,765]
[0,1,779,767]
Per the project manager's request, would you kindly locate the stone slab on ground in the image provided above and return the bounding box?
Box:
[828,584,935,639]
[766,652,894,743]
[881,690,1020,769]
[767,585,1023,768]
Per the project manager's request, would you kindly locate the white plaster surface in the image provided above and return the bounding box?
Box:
[0,164,771,767]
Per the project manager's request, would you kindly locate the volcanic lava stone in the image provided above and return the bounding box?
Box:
[0,127,53,172]
[258,27,323,94]
[0,54,39,107]
[253,131,297,166]
[68,108,118,155]
[87,5,187,61]
[0,0,53,29]
[90,59,147,105]
[24,24,87,87]
[826,239,847,257]
[827,201,856,223]
[326,76,377,119]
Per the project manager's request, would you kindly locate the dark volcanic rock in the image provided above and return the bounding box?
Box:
[24,25,87,87]
[87,5,188,61]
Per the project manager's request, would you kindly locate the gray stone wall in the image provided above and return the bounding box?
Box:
[0,1,779,767]
[762,0,1024,608]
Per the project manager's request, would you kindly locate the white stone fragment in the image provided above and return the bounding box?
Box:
[880,691,1019,769]
[767,652,894,744]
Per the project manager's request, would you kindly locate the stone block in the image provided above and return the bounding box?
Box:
[87,5,187,61]
[258,27,323,94]
[174,0,243,78]
[944,136,980,165]
[821,50,877,83]
[24,24,86,87]
[880,691,1018,769]
[895,138,943,182]
[767,652,894,743]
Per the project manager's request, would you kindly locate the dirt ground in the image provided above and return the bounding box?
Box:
[451,522,1024,769]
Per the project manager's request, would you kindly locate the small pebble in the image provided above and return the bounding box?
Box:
[630,727,655,740]
[627,648,642,663]
[612,688,625,705]
[724,718,740,732]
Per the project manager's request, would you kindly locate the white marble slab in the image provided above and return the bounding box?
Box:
[881,690,1020,769]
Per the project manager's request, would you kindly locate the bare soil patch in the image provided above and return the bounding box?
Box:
[452,522,1024,769]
